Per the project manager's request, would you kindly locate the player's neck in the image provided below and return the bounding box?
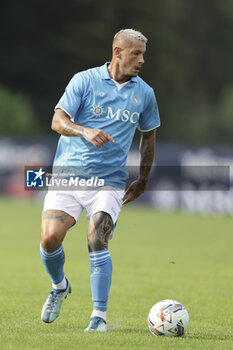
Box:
[108,63,130,84]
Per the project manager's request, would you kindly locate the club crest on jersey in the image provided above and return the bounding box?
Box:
[91,104,105,118]
[131,95,141,106]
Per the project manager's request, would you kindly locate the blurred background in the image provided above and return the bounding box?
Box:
[0,0,233,214]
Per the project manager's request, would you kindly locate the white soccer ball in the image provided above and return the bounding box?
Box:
[148,299,189,337]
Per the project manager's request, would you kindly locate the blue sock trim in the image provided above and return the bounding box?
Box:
[40,243,63,260]
[89,249,110,265]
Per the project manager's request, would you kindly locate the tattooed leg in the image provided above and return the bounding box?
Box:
[88,212,113,252]
[41,210,75,251]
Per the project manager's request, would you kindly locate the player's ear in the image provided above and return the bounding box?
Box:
[114,46,121,58]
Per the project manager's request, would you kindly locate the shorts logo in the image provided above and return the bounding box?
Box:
[26,168,45,188]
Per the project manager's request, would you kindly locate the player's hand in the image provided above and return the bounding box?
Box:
[83,128,114,148]
[122,179,147,205]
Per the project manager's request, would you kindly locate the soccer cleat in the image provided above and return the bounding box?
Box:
[41,279,71,323]
[84,316,107,332]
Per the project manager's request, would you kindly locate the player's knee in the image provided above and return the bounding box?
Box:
[88,233,107,252]
[88,212,113,252]
[41,228,61,252]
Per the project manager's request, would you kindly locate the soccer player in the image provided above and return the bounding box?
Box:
[40,29,160,331]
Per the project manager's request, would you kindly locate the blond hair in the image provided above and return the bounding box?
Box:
[113,29,148,45]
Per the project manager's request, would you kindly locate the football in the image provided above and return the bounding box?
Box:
[148,299,189,336]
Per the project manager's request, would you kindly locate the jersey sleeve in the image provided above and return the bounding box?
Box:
[55,73,84,119]
[137,88,160,132]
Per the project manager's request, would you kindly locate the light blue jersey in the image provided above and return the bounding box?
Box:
[53,62,160,188]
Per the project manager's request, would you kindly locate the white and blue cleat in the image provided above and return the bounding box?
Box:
[84,316,107,332]
[41,279,71,323]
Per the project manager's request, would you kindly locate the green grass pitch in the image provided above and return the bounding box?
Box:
[0,196,233,350]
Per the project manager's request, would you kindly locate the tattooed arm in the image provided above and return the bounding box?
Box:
[51,108,114,148]
[123,129,156,205]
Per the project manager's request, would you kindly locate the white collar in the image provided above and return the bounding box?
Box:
[111,79,129,91]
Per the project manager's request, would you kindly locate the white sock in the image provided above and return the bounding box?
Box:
[91,310,106,322]
[52,276,67,290]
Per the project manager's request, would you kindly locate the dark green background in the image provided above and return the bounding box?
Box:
[1,0,233,145]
